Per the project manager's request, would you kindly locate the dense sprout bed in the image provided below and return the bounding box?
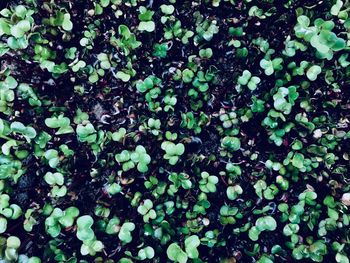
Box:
[0,0,350,262]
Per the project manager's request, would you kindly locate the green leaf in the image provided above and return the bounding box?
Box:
[59,207,79,228]
[111,128,126,142]
[291,153,304,169]
[138,246,155,260]
[76,215,95,241]
[105,217,120,234]
[116,71,131,82]
[226,185,243,200]
[1,76,18,89]
[238,70,252,85]
[10,121,36,139]
[185,235,200,259]
[44,172,64,186]
[221,136,241,152]
[160,5,175,15]
[138,21,155,32]
[11,20,30,38]
[336,253,349,263]
[118,222,135,243]
[331,0,343,16]
[182,69,194,83]
[248,226,260,241]
[62,13,73,31]
[167,243,188,263]
[0,217,7,233]
[7,236,21,249]
[175,143,185,155]
[306,65,322,81]
[100,0,110,8]
[45,115,74,135]
[256,216,277,231]
[257,255,274,263]
[260,59,274,75]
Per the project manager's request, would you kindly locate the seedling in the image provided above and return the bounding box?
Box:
[137,199,156,222]
[161,141,185,165]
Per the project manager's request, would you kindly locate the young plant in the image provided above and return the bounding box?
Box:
[219,111,238,129]
[76,122,97,144]
[221,136,241,152]
[237,70,261,91]
[111,24,141,56]
[153,43,168,58]
[44,172,67,198]
[118,222,135,244]
[248,216,277,241]
[167,235,201,263]
[294,15,346,59]
[45,114,74,135]
[138,6,155,32]
[137,199,156,222]
[45,207,79,237]
[161,141,185,165]
[199,172,218,193]
[76,215,104,256]
[168,172,192,195]
[0,76,16,115]
[10,121,36,142]
[260,57,283,75]
[137,246,155,260]
[115,145,151,173]
[111,127,127,142]
[105,217,121,235]
[226,185,243,200]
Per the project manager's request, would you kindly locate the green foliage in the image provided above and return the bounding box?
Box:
[118,222,135,244]
[226,185,243,200]
[167,235,201,262]
[137,199,156,222]
[138,7,155,32]
[167,243,188,263]
[249,216,277,241]
[294,15,346,59]
[10,121,36,141]
[153,43,168,58]
[0,76,16,115]
[112,24,141,56]
[105,217,120,234]
[199,172,218,193]
[237,70,261,90]
[138,246,155,260]
[76,123,97,144]
[45,114,74,135]
[44,172,67,197]
[220,111,238,129]
[115,145,151,173]
[45,207,79,237]
[0,1,349,262]
[77,215,95,241]
[306,65,322,81]
[161,141,185,165]
[111,127,126,142]
[221,136,241,152]
[76,215,104,255]
[260,57,283,75]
